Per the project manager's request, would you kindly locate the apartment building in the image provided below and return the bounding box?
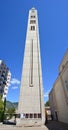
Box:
[0,60,11,101]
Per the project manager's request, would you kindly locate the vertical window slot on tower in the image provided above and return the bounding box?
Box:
[30,39,33,87]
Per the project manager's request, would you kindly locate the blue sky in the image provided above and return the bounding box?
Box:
[0,0,68,103]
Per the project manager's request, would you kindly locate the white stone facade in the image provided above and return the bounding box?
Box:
[0,60,11,101]
[49,49,68,123]
[17,8,45,126]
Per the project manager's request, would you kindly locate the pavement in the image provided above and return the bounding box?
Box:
[0,120,68,130]
[0,123,48,130]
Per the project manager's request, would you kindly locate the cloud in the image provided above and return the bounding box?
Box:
[10,78,20,90]
[44,93,48,98]
[11,86,18,90]
[10,78,20,85]
[44,90,50,98]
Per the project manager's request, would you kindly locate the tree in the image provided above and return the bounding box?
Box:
[0,95,4,122]
[3,98,6,120]
[7,107,15,119]
[45,100,50,106]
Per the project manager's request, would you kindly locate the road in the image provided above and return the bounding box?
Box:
[46,120,68,130]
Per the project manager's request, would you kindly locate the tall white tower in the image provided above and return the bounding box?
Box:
[17,8,45,126]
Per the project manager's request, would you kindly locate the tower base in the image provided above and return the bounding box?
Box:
[16,118,45,127]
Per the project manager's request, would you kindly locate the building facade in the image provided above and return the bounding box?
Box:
[49,49,68,123]
[0,60,11,101]
[17,8,45,126]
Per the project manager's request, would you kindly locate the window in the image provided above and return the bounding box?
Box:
[3,71,5,73]
[1,74,4,77]
[30,20,36,24]
[2,63,4,66]
[38,113,41,118]
[30,114,33,118]
[34,113,37,118]
[26,114,29,118]
[20,113,42,119]
[31,15,35,18]
[3,81,6,85]
[4,93,6,95]
[31,26,35,31]
[5,88,8,91]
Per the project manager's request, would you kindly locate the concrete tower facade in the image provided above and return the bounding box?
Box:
[17,8,45,126]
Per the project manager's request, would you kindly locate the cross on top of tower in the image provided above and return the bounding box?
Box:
[31,7,36,10]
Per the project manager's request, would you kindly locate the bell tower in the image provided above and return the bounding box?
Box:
[17,8,45,126]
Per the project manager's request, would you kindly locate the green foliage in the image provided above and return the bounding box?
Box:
[0,111,4,122]
[0,96,4,122]
[6,107,15,119]
[0,96,4,112]
[4,98,6,111]
[0,98,17,121]
[45,100,50,106]
[3,98,6,120]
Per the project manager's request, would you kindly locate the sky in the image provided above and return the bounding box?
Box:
[0,0,68,103]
